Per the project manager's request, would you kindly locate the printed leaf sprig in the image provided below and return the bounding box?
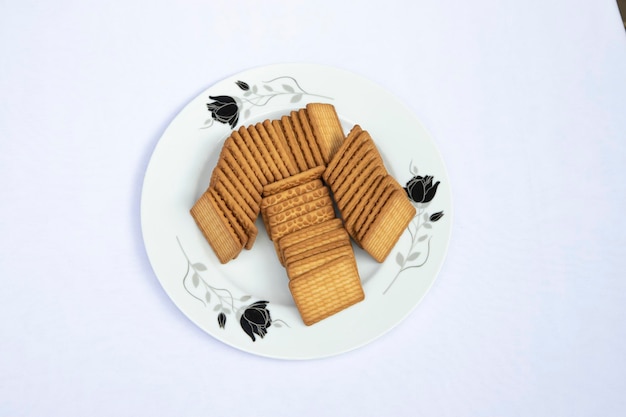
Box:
[177,237,288,341]
[383,162,444,294]
[203,76,331,129]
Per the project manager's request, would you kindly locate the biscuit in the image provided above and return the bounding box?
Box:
[254,122,292,179]
[283,228,351,265]
[278,116,308,173]
[230,130,269,186]
[262,166,325,197]
[211,160,259,218]
[286,242,355,281]
[338,164,386,218]
[288,255,364,326]
[268,195,333,229]
[209,187,248,249]
[190,189,244,263]
[276,218,344,265]
[343,174,394,239]
[270,204,336,243]
[245,124,282,181]
[222,136,264,195]
[331,147,384,205]
[263,186,329,219]
[306,103,346,164]
[212,176,259,250]
[354,176,402,242]
[360,189,416,262]
[260,179,324,211]
[322,125,365,185]
[262,119,299,176]
[297,109,325,167]
[289,111,316,169]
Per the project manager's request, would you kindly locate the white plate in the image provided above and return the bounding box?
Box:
[141,63,452,360]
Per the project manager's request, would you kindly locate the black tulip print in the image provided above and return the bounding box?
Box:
[206,95,240,128]
[404,175,440,204]
[240,301,272,342]
[235,80,250,91]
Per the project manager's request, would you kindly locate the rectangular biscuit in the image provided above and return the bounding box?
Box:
[190,189,244,263]
[360,190,416,262]
[306,103,346,165]
[283,229,352,266]
[276,218,344,265]
[278,116,309,173]
[288,255,364,326]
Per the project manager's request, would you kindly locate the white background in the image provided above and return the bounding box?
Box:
[2,1,626,416]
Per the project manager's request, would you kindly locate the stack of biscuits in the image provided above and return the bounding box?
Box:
[190,103,416,326]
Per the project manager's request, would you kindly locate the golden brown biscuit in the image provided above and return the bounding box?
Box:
[270,204,336,242]
[268,195,333,230]
[297,109,325,167]
[289,111,316,169]
[288,255,364,326]
[283,228,351,266]
[286,242,355,281]
[246,124,282,181]
[262,119,299,176]
[354,176,402,241]
[190,188,244,263]
[276,218,344,265]
[278,116,308,173]
[360,189,416,262]
[322,125,365,185]
[222,136,264,195]
[306,103,346,164]
[262,166,325,197]
[230,130,270,186]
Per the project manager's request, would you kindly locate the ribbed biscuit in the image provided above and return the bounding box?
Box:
[262,166,325,197]
[254,122,291,179]
[209,187,247,248]
[212,177,259,250]
[306,103,346,164]
[190,189,244,263]
[222,136,264,194]
[354,176,402,241]
[230,130,269,186]
[344,174,394,239]
[283,229,352,266]
[297,109,325,167]
[245,124,281,182]
[286,243,355,281]
[323,125,365,186]
[278,116,308,173]
[262,119,298,176]
[217,146,263,206]
[288,255,364,326]
[289,111,316,169]
[211,161,259,218]
[276,218,344,265]
[331,148,384,205]
[360,190,416,262]
[338,164,387,217]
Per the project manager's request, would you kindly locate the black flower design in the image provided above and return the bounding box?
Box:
[217,312,227,328]
[405,175,440,204]
[206,95,239,128]
[240,301,272,342]
[235,80,249,91]
[430,211,444,222]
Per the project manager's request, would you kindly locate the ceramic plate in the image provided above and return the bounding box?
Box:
[141,63,452,360]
